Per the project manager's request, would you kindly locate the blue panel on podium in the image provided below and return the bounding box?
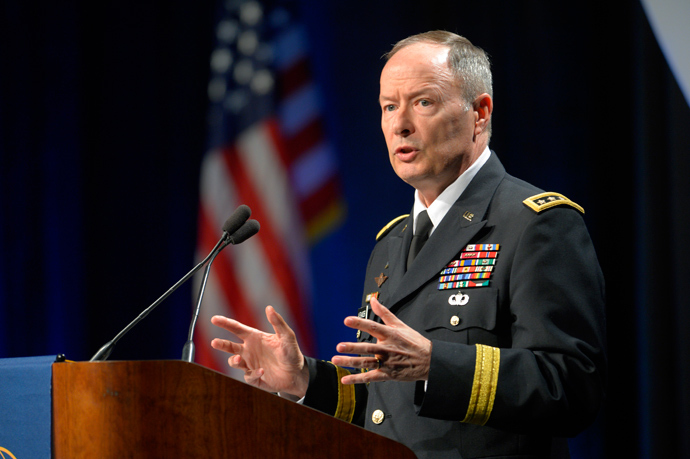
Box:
[0,355,55,459]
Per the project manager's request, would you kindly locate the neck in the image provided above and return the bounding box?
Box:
[416,141,489,207]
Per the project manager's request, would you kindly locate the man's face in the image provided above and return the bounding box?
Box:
[380,43,478,203]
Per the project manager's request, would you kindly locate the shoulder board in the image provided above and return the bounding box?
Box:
[376,214,409,241]
[523,192,584,214]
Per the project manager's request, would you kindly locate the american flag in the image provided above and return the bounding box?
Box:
[193,0,344,374]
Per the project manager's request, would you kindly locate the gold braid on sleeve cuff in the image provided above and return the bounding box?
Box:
[332,363,356,423]
[462,344,500,425]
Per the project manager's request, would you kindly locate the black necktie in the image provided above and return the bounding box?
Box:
[407,210,433,270]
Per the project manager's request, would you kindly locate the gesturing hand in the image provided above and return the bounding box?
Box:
[211,306,309,398]
[331,297,432,384]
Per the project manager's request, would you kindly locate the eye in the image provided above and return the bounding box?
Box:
[382,104,396,112]
[419,99,431,107]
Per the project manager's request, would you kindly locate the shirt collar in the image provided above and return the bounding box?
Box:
[412,146,491,235]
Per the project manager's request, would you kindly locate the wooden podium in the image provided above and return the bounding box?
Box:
[52,360,417,458]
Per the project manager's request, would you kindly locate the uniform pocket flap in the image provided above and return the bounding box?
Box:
[422,288,498,332]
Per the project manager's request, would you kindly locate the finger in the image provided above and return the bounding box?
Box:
[211,315,258,339]
[335,341,387,357]
[369,297,404,327]
[211,337,242,355]
[343,315,391,341]
[244,367,265,385]
[265,306,296,339]
[227,354,250,372]
[341,369,389,385]
[331,354,380,370]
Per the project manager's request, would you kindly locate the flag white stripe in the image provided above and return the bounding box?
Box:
[278,83,321,137]
[196,267,245,380]
[291,141,338,198]
[237,123,296,239]
[218,228,299,334]
[236,123,312,295]
[200,149,240,230]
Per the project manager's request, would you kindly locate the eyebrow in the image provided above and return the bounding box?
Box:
[379,87,440,104]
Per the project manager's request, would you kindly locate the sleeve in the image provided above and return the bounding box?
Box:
[416,207,607,437]
[302,356,369,427]
[300,243,386,427]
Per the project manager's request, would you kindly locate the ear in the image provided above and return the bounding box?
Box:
[473,93,493,137]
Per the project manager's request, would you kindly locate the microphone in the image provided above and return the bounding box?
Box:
[228,219,260,244]
[89,205,253,362]
[181,218,260,362]
[221,204,252,237]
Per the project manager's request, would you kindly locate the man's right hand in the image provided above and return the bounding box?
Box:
[211,306,310,398]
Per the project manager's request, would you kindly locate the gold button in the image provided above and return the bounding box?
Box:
[357,330,361,339]
[450,315,460,326]
[371,409,385,425]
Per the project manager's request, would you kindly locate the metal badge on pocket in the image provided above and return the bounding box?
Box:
[448,292,469,306]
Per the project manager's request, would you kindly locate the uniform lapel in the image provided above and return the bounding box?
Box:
[386,152,506,311]
[379,214,412,302]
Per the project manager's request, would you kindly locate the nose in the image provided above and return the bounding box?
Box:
[391,107,414,137]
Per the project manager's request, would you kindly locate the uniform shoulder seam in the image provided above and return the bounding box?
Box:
[376,214,409,241]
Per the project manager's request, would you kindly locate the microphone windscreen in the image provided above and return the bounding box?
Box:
[222,205,251,235]
[230,219,260,244]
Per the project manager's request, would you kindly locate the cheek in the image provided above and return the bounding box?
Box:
[440,119,470,146]
[384,135,396,157]
[381,122,394,147]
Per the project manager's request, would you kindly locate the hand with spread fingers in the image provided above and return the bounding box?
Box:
[210,306,310,398]
[331,297,432,384]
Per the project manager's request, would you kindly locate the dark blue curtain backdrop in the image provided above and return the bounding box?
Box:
[1,1,688,457]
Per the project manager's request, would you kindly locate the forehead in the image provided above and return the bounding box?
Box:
[380,43,454,95]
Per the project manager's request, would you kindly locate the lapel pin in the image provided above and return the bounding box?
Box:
[375,273,388,288]
[463,211,474,221]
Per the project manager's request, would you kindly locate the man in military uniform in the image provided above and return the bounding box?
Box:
[210,31,606,459]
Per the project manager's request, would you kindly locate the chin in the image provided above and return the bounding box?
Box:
[392,168,416,184]
[397,174,427,190]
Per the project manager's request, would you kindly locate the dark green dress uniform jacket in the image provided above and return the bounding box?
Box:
[303,152,607,459]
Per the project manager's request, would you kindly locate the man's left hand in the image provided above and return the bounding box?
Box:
[331,297,432,384]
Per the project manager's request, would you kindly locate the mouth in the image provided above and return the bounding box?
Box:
[394,146,418,161]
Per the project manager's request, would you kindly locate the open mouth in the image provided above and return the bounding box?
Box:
[395,146,418,161]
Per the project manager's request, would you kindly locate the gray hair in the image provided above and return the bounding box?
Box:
[384,31,493,112]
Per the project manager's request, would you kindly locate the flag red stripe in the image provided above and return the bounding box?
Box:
[282,118,324,165]
[198,201,260,329]
[220,144,316,355]
[278,57,311,98]
[299,177,343,223]
[266,119,291,169]
[194,319,222,372]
